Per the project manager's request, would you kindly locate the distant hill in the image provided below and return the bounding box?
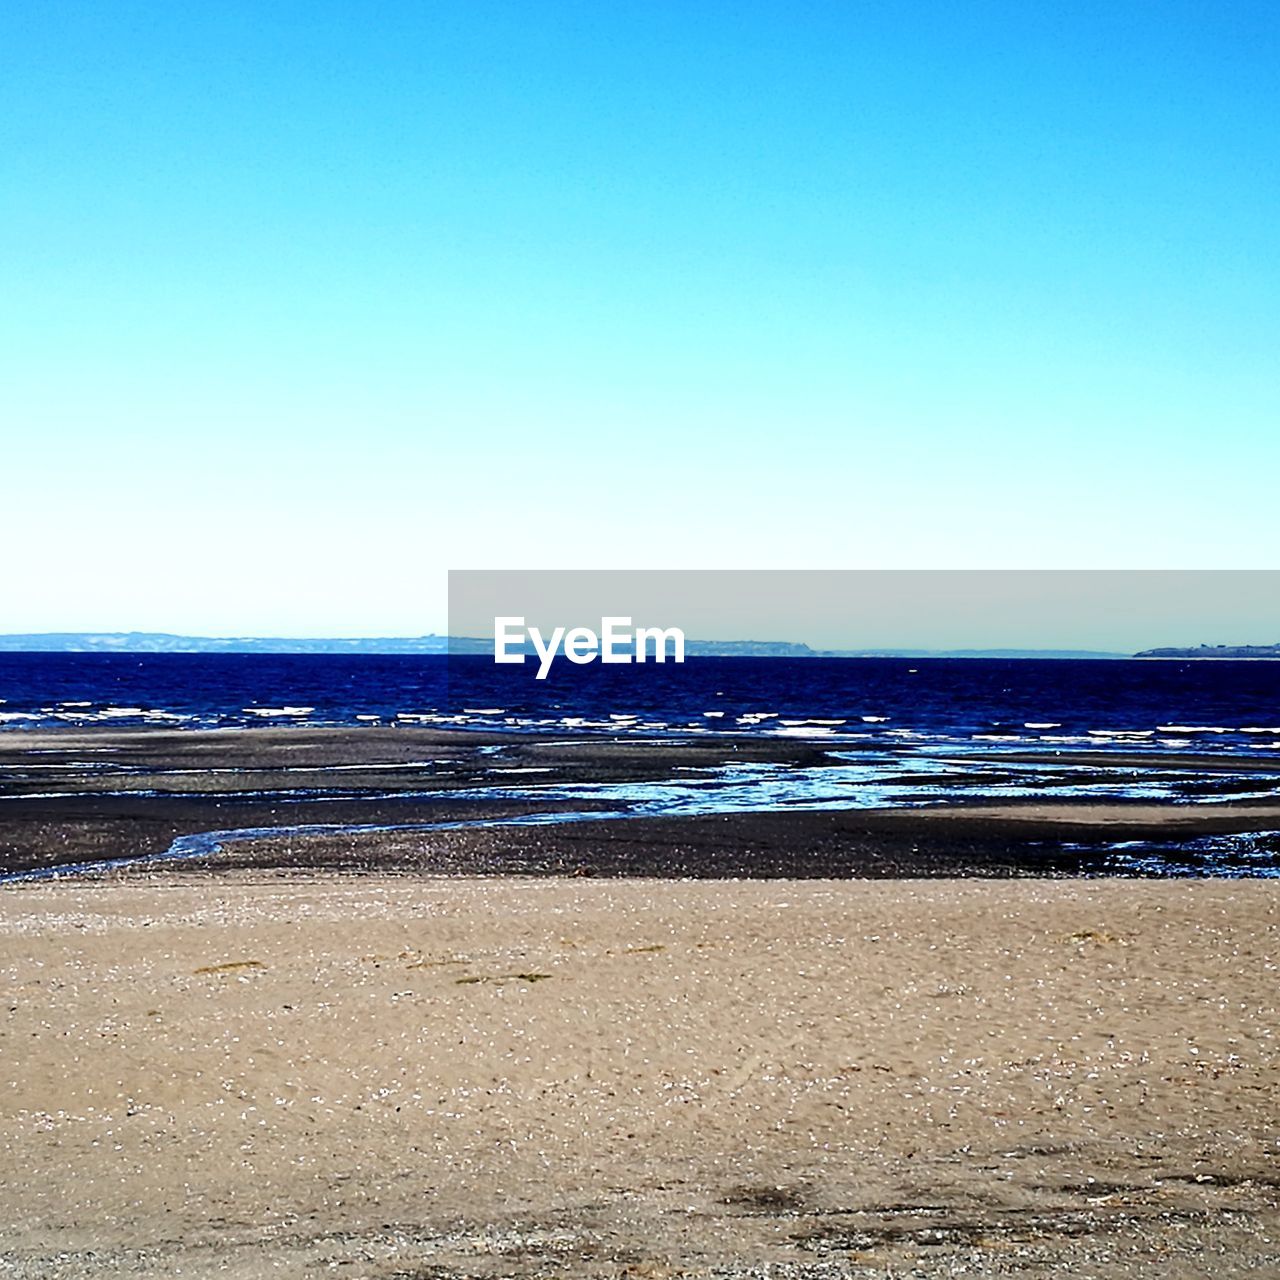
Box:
[0,632,813,657]
[1135,643,1280,659]
[818,648,1124,659]
[0,632,1123,658]
[0,632,457,655]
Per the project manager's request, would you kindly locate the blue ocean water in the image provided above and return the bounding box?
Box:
[1,652,1279,753]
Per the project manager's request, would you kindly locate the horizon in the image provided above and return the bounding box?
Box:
[4,568,1280,653]
[1,626,1275,658]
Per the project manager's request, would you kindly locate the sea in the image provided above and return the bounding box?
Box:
[2,652,1279,752]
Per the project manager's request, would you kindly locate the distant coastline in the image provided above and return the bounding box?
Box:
[1134,644,1280,659]
[0,632,1127,659]
[7,633,1278,659]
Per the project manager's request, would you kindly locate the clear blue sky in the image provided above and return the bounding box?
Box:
[4,1,1277,636]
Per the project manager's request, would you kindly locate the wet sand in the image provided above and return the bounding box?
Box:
[3,726,1280,878]
[1,873,1278,1277]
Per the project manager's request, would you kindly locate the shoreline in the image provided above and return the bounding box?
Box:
[3,725,1280,880]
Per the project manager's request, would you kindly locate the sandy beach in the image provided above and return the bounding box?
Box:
[2,872,1278,1277]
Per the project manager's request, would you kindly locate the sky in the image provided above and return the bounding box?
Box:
[3,1,1278,637]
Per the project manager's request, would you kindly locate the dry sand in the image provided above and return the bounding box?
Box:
[1,873,1278,1277]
